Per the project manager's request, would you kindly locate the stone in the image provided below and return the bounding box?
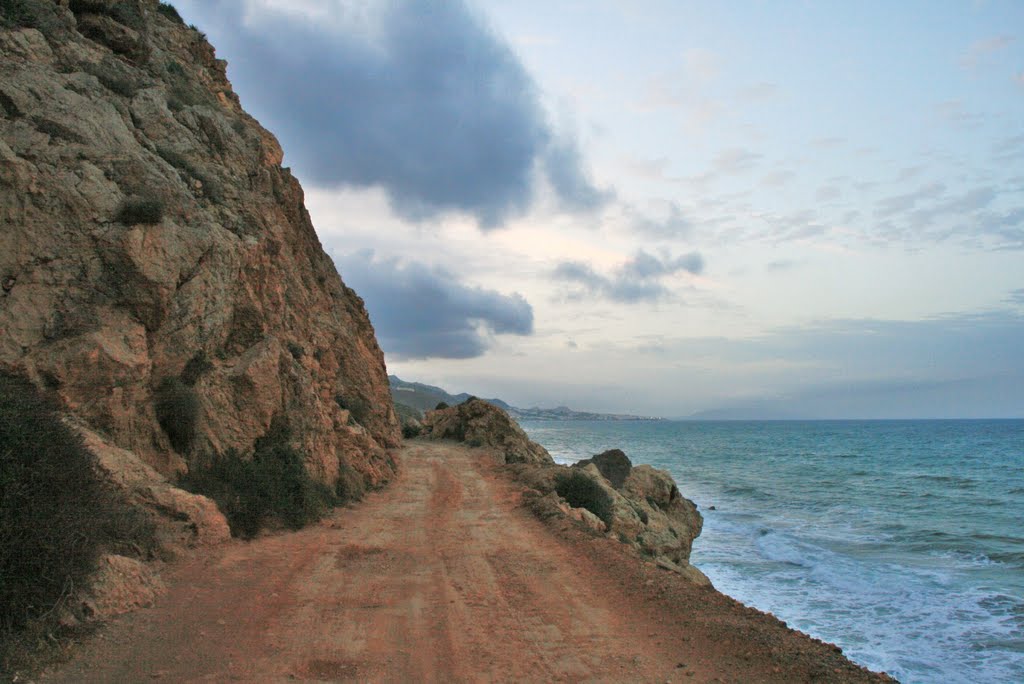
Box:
[80,554,165,620]
[573,448,633,488]
[81,426,231,547]
[420,398,553,465]
[515,448,704,566]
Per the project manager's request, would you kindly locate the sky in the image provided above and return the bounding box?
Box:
[173,0,1024,418]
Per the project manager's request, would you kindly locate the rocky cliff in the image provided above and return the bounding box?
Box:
[0,0,400,541]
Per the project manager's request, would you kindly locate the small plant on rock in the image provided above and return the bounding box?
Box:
[156,2,184,24]
[0,372,156,652]
[556,471,614,527]
[117,197,164,225]
[154,376,199,453]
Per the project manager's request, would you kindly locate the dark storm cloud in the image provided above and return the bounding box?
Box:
[552,250,704,303]
[177,0,605,227]
[334,251,533,360]
[543,139,614,212]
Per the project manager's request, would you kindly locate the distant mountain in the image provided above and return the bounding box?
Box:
[389,376,658,421]
[681,407,809,421]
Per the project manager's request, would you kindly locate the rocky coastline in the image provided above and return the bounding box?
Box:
[412,398,893,681]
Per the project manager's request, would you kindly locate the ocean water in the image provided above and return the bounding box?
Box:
[518,419,1024,684]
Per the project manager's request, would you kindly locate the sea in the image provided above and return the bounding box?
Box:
[518,419,1024,684]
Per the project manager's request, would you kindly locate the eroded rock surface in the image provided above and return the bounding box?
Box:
[0,1,400,512]
[420,398,554,465]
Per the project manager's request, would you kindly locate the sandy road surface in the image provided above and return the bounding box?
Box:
[45,441,884,683]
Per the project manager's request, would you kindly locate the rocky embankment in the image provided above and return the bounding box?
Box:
[417,399,709,583]
[1,1,398,572]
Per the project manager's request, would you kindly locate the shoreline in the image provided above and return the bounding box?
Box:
[499,458,894,682]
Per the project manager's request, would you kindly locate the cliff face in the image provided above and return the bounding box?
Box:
[0,1,400,508]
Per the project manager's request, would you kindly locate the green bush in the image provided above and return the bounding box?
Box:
[155,146,223,202]
[334,460,365,504]
[0,373,156,635]
[154,377,199,453]
[179,420,335,538]
[555,471,614,527]
[0,0,57,29]
[180,351,213,386]
[434,401,449,410]
[156,2,184,24]
[117,197,164,225]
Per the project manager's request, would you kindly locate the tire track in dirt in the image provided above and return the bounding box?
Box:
[43,440,886,683]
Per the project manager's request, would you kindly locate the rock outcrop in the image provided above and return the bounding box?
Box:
[420,398,554,465]
[420,401,706,581]
[0,1,400,536]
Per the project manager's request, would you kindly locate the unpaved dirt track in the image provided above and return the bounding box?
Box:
[45,442,883,683]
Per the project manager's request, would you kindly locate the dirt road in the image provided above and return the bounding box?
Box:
[45,441,885,683]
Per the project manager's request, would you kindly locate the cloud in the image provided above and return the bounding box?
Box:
[639,311,1024,418]
[760,169,796,187]
[815,185,842,202]
[176,0,604,227]
[552,250,704,303]
[712,148,763,175]
[333,251,533,359]
[934,100,986,129]
[543,138,614,212]
[1006,289,1024,306]
[961,35,1016,70]
[626,201,692,238]
[736,82,779,102]
[874,182,947,218]
[765,259,799,272]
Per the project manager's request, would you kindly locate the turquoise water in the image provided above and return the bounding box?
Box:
[519,419,1024,684]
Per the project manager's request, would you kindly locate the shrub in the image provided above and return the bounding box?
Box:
[334,460,365,504]
[286,342,304,360]
[434,402,449,411]
[1,0,61,34]
[179,419,335,538]
[155,146,223,202]
[0,0,35,28]
[83,59,138,98]
[251,443,335,530]
[117,197,164,225]
[0,373,156,635]
[154,377,199,453]
[555,471,614,527]
[180,351,213,386]
[156,2,184,24]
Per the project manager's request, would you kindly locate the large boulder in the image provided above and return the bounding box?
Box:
[573,448,632,488]
[420,398,553,465]
[521,448,704,569]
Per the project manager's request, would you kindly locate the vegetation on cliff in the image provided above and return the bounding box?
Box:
[0,372,156,666]
[179,418,341,539]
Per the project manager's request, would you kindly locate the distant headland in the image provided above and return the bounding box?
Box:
[389,376,661,422]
